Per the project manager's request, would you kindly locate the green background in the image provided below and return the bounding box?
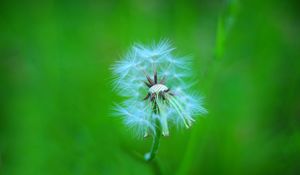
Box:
[1,0,299,174]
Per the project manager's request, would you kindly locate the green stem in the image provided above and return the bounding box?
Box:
[144,119,161,162]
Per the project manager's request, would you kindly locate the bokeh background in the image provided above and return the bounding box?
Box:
[1,0,300,174]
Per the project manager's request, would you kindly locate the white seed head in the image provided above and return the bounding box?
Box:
[112,40,207,138]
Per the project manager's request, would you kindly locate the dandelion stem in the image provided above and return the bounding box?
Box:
[144,117,161,162]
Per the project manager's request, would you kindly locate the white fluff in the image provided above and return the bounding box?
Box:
[112,40,207,138]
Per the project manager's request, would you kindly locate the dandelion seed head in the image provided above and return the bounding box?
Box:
[112,40,207,138]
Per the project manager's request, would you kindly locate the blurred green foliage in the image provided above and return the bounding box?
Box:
[1,0,300,175]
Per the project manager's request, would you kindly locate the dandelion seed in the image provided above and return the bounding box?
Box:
[112,40,207,161]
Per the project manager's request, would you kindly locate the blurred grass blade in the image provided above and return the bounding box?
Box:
[215,0,240,59]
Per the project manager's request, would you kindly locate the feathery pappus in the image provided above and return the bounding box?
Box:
[112,40,207,138]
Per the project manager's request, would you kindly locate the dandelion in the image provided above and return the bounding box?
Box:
[112,40,207,161]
